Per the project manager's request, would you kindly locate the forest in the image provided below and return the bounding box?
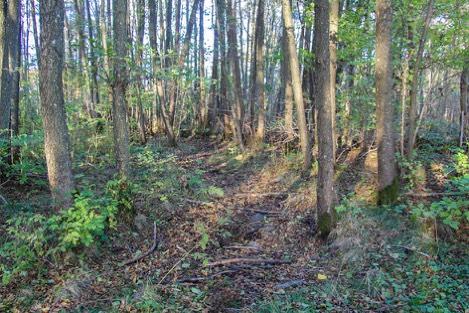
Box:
[0,0,468,311]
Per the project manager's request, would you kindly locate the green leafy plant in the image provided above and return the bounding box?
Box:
[0,184,122,285]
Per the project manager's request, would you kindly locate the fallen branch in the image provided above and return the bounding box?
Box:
[177,269,238,283]
[403,191,469,198]
[121,222,158,266]
[393,245,432,259]
[0,194,7,205]
[206,258,291,267]
[234,192,295,197]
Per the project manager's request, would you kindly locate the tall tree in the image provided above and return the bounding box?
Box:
[254,0,265,142]
[460,66,468,147]
[329,0,339,159]
[10,2,21,162]
[376,0,397,204]
[198,0,207,128]
[135,0,147,143]
[39,0,75,207]
[111,0,131,176]
[226,0,244,149]
[0,0,20,138]
[281,0,311,171]
[314,0,335,236]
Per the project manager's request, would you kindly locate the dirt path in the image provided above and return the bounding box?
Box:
[162,141,321,310]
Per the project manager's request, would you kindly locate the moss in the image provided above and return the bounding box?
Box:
[318,212,335,238]
[377,176,399,205]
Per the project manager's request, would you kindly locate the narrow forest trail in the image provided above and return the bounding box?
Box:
[164,140,323,310]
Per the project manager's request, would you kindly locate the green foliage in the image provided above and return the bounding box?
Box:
[0,131,46,186]
[0,184,122,285]
[410,147,469,231]
[106,177,136,217]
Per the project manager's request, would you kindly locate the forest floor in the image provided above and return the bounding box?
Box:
[1,138,468,312]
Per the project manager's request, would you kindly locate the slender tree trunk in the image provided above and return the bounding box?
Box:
[208,0,219,130]
[282,29,294,137]
[85,0,100,109]
[376,0,397,204]
[10,4,21,163]
[30,0,40,67]
[216,0,229,134]
[282,0,311,171]
[39,0,75,207]
[406,0,433,156]
[314,0,335,236]
[460,66,468,147]
[226,0,245,149]
[329,0,339,159]
[400,53,409,156]
[135,0,146,143]
[198,0,207,128]
[254,0,265,142]
[112,0,131,176]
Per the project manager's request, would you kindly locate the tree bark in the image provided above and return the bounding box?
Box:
[39,0,75,207]
[282,28,293,137]
[460,66,468,147]
[314,0,335,236]
[254,0,265,143]
[208,0,219,130]
[85,0,100,109]
[281,0,311,171]
[226,0,245,149]
[10,3,21,163]
[198,0,207,128]
[135,0,147,143]
[30,0,40,67]
[329,0,339,159]
[376,0,397,204]
[112,0,131,176]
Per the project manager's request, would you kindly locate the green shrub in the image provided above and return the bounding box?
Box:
[0,184,122,285]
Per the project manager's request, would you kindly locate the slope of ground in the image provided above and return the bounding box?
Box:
[0,139,467,312]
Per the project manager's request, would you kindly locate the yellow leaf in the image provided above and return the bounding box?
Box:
[317,273,327,281]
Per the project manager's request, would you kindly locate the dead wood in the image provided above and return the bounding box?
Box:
[121,222,158,266]
[206,258,291,267]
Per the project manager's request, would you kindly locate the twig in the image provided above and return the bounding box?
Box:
[121,222,158,266]
[224,245,261,251]
[206,258,291,267]
[0,194,7,205]
[234,192,295,197]
[157,244,198,285]
[393,245,432,259]
[177,269,238,283]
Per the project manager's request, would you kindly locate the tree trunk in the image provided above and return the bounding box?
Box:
[460,67,468,147]
[208,1,219,131]
[198,0,207,128]
[10,4,21,163]
[281,0,311,171]
[135,0,147,143]
[329,0,339,159]
[39,0,75,207]
[85,0,100,109]
[314,0,335,237]
[376,0,397,204]
[254,0,265,143]
[112,0,131,177]
[282,29,293,137]
[406,0,433,157]
[30,0,41,67]
[226,0,245,150]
